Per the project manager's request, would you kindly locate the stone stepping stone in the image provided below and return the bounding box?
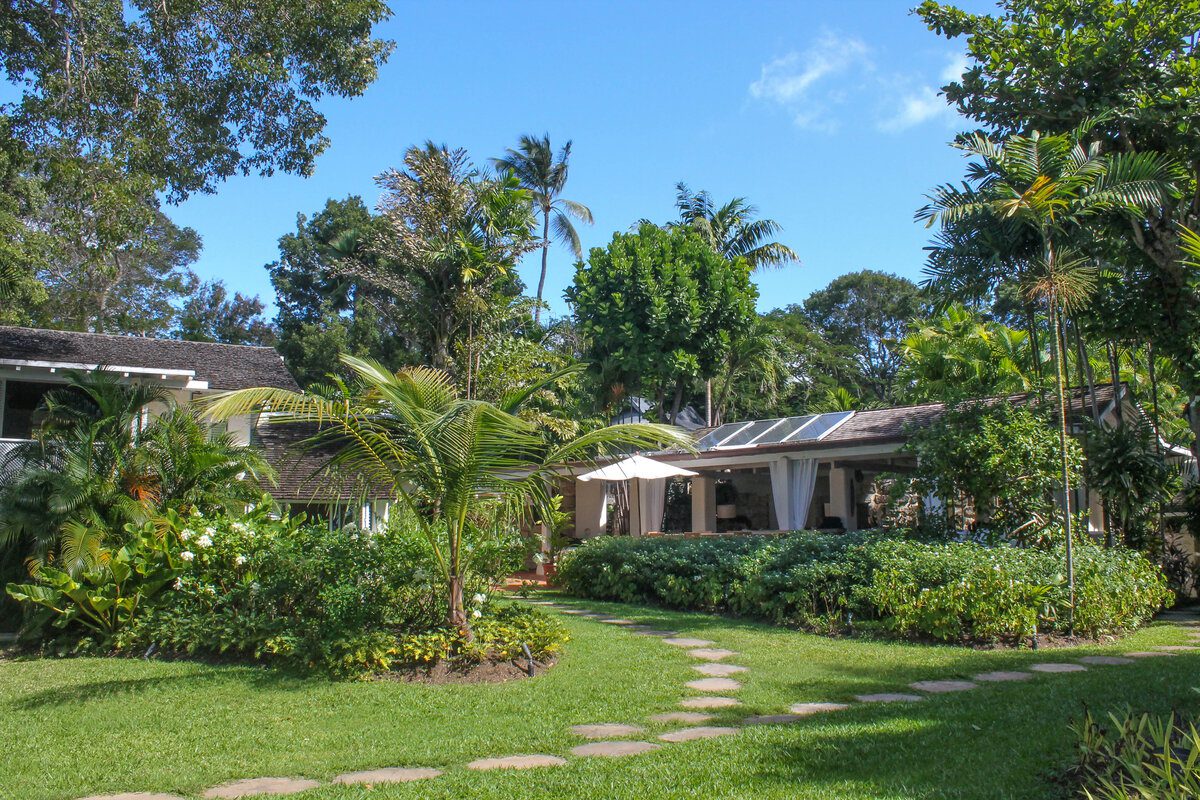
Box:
[1126,651,1177,658]
[789,702,851,715]
[648,712,713,724]
[663,637,715,648]
[570,741,661,758]
[1153,645,1200,651]
[466,755,567,770]
[570,723,645,738]
[1029,663,1087,673]
[855,693,924,703]
[599,618,637,625]
[1078,656,1135,666]
[633,629,679,637]
[743,714,806,725]
[691,663,748,677]
[686,677,742,692]
[974,671,1032,682]
[680,696,741,709]
[910,680,977,693]
[559,609,589,615]
[203,778,321,798]
[687,648,737,661]
[79,794,188,800]
[658,726,740,742]
[332,768,442,785]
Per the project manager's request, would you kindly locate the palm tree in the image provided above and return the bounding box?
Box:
[919,127,1178,632]
[711,318,790,425]
[203,355,691,635]
[493,135,593,324]
[672,182,799,270]
[0,371,270,575]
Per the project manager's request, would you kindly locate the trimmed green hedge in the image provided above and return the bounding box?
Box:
[555,533,1171,642]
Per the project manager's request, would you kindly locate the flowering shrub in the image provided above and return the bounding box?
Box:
[556,533,1170,642]
[396,604,569,665]
[118,500,565,677]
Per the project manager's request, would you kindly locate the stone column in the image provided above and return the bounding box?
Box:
[690,474,716,533]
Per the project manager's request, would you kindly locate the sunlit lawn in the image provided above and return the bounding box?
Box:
[2,597,1197,800]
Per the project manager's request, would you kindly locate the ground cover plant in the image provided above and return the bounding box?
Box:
[1,598,1196,800]
[555,532,1170,642]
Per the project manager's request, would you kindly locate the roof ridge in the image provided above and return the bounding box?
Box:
[0,325,279,353]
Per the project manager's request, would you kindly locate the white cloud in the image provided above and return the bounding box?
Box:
[748,31,871,131]
[941,53,969,84]
[875,52,966,133]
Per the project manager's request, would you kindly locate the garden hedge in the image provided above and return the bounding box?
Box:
[555,532,1171,642]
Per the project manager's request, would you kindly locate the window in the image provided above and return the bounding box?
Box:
[1,380,60,439]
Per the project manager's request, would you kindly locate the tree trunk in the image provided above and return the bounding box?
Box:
[447,525,471,641]
[1051,306,1075,636]
[535,210,550,326]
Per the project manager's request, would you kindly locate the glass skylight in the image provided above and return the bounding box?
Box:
[695,411,854,451]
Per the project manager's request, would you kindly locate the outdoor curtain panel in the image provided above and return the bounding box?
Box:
[637,477,667,535]
[769,457,819,530]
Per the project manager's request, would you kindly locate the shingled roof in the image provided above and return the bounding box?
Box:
[253,418,392,502]
[0,326,298,391]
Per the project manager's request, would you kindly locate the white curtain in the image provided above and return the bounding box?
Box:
[770,458,819,530]
[636,477,667,535]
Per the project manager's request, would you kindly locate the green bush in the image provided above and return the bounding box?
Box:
[1068,708,1200,799]
[556,533,1170,641]
[397,604,569,665]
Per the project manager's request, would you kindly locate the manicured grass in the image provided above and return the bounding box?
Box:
[2,598,1197,800]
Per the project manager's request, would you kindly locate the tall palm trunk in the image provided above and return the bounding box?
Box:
[535,209,550,325]
[1050,304,1075,635]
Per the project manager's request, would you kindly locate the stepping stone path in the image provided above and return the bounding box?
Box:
[789,702,850,715]
[570,723,645,739]
[686,677,742,692]
[332,768,442,785]
[466,755,567,770]
[83,601,1200,800]
[649,712,713,724]
[692,663,748,677]
[910,679,977,693]
[658,726,739,742]
[570,741,660,758]
[681,696,741,709]
[1029,663,1087,673]
[203,778,320,798]
[974,671,1032,682]
[856,693,924,703]
[687,648,737,661]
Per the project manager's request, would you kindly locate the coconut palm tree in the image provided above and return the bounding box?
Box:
[919,127,1178,632]
[493,135,593,324]
[203,355,691,635]
[672,182,799,270]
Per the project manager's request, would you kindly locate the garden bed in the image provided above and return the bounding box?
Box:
[378,656,556,684]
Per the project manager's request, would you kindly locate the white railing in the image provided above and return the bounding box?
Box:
[0,437,32,485]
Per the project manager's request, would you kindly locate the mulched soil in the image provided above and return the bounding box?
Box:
[376,657,557,685]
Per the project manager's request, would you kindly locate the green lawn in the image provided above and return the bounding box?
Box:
[2,598,1197,800]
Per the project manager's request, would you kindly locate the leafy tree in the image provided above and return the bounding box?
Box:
[350,144,537,371]
[567,224,757,424]
[917,0,1200,443]
[493,135,593,324]
[761,306,862,413]
[0,126,50,324]
[0,371,269,574]
[177,281,274,346]
[671,183,799,269]
[204,355,690,635]
[710,317,790,424]
[267,197,414,387]
[800,270,926,404]
[0,0,393,202]
[899,304,1036,402]
[906,401,1081,543]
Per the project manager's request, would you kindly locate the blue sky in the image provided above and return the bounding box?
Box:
[171,0,992,318]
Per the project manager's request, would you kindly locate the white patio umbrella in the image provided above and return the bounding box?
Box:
[577,456,697,536]
[577,454,697,482]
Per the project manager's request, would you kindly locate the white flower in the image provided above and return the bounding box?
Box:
[204,526,216,537]
[472,593,487,605]
[234,555,247,566]
[196,534,213,549]
[180,551,195,562]
[173,578,183,589]
[472,609,483,619]
[180,529,193,541]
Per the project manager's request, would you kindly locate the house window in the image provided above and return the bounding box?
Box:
[1,380,60,439]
